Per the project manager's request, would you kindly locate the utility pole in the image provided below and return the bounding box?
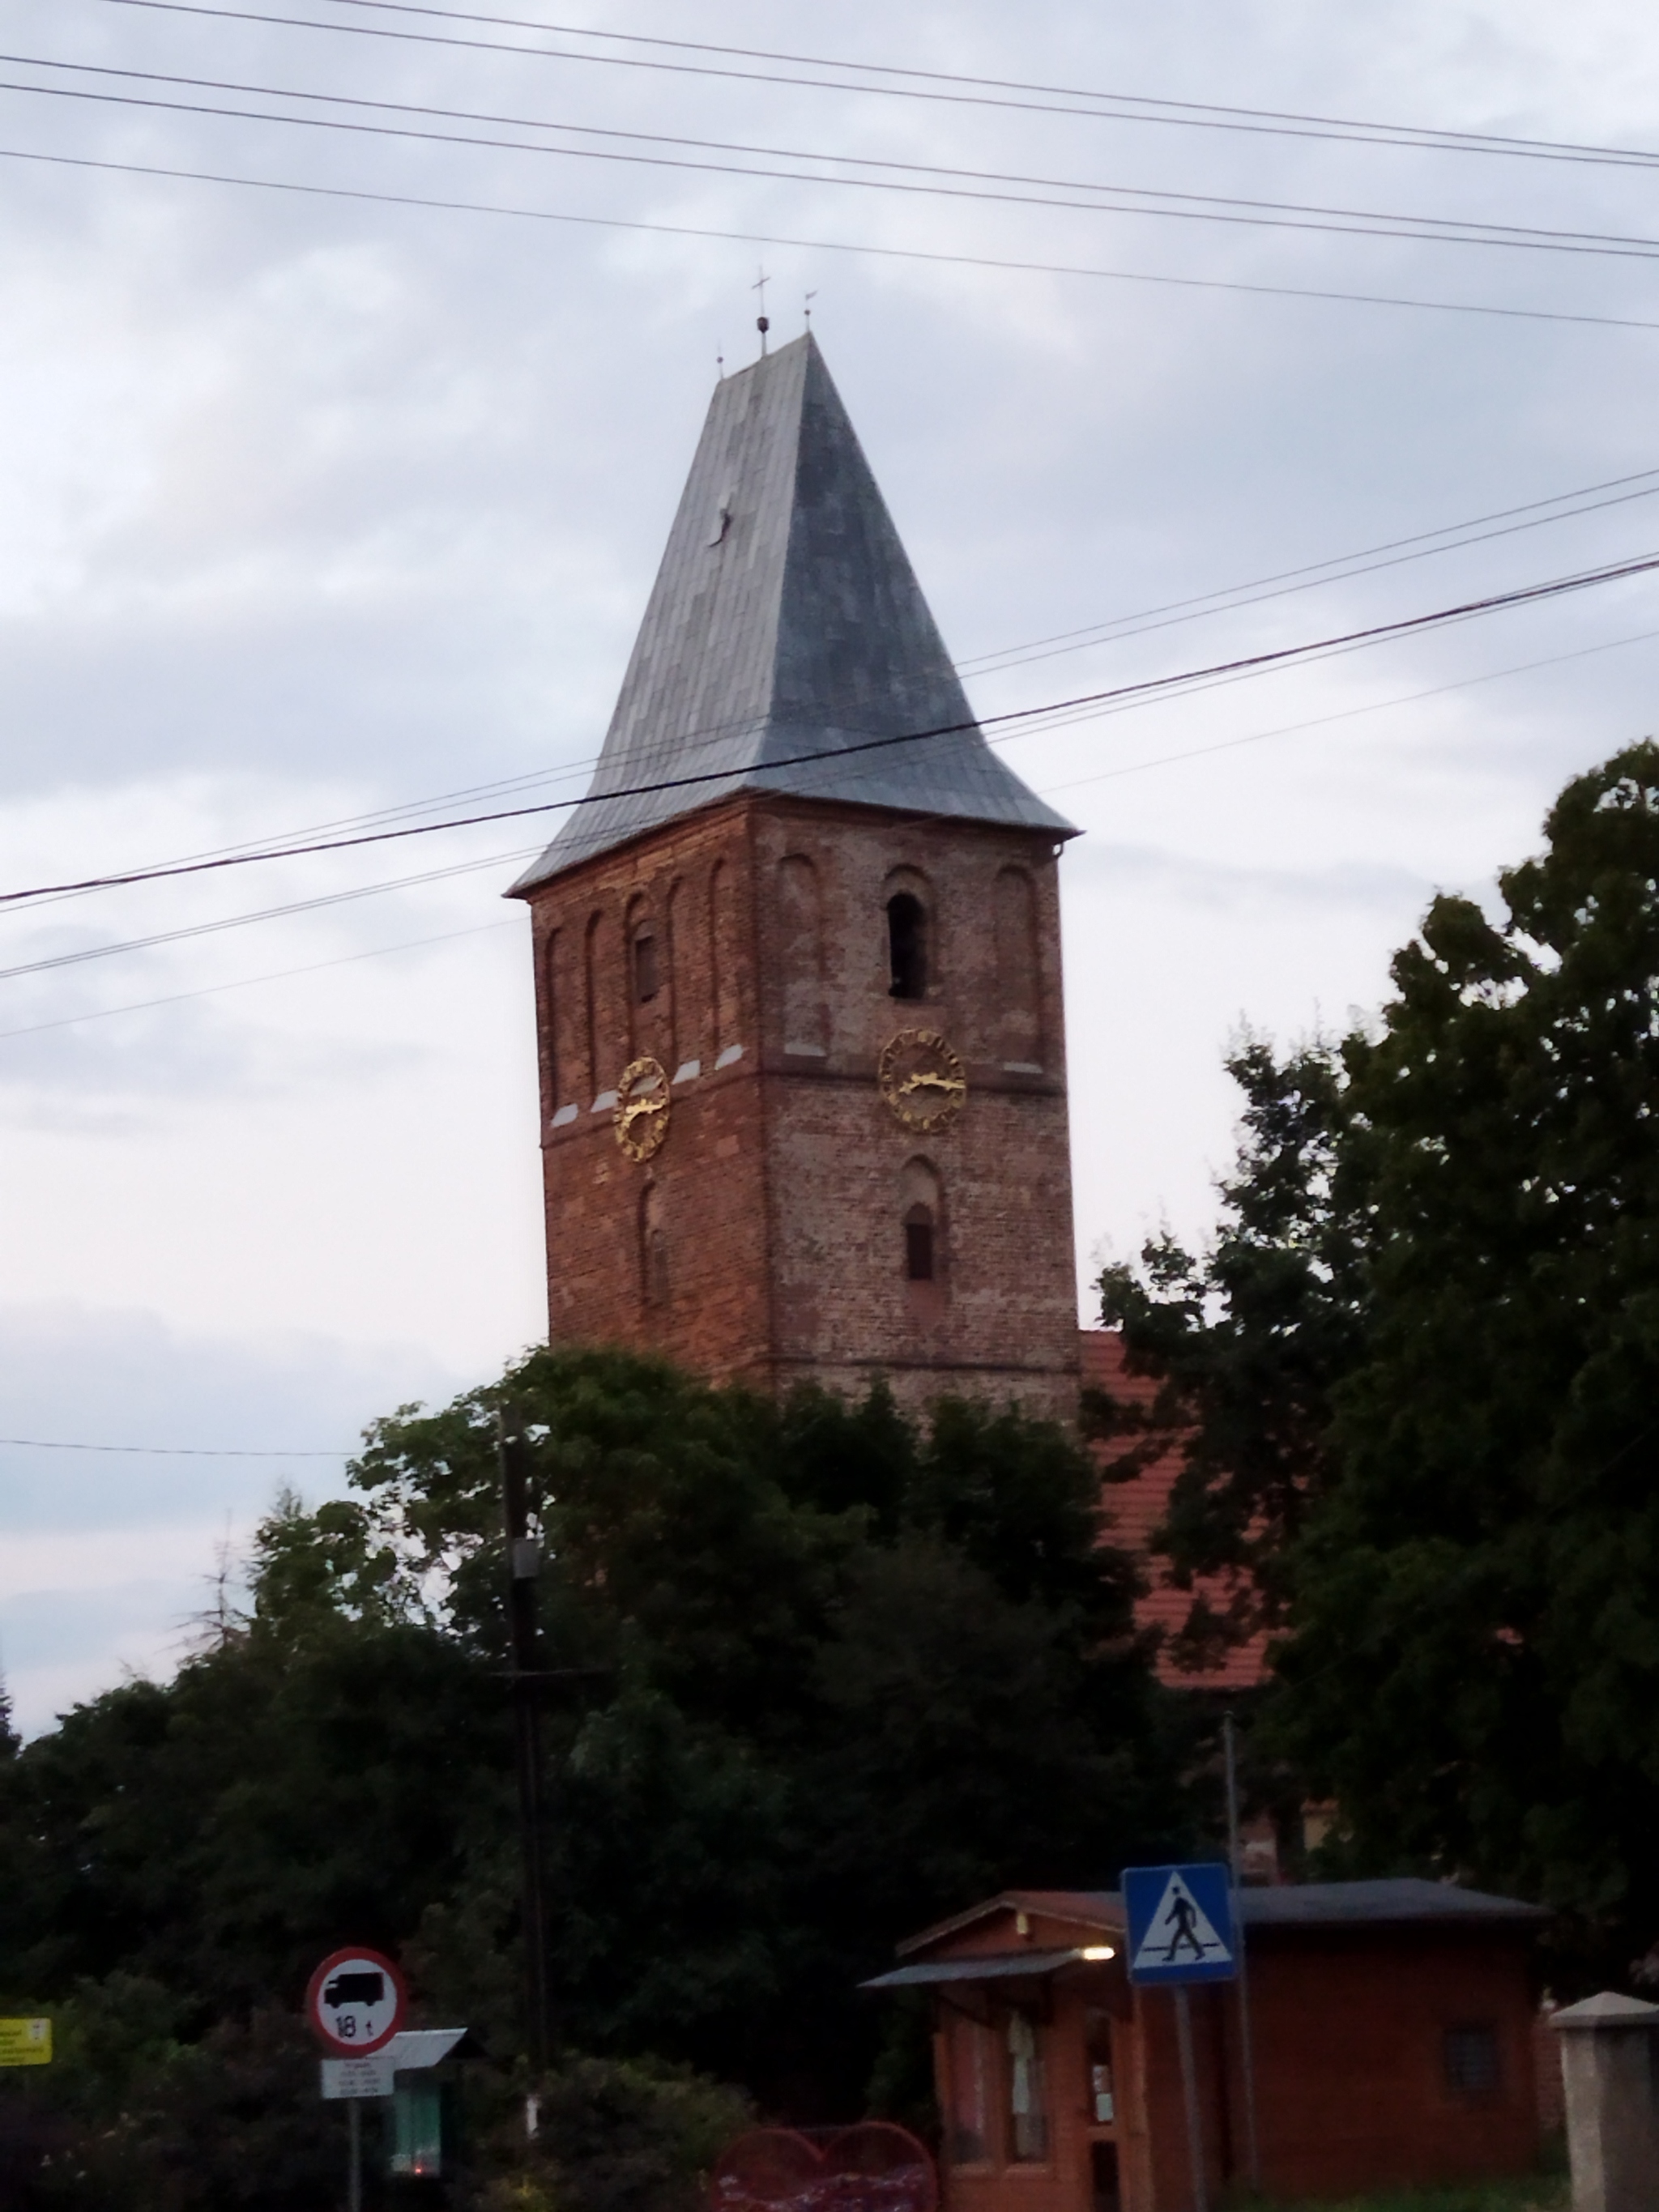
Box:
[498,1413,550,2093]
[1222,1711,1262,2191]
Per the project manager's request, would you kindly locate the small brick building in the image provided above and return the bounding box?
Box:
[508,333,1080,1421]
[866,1882,1545,2212]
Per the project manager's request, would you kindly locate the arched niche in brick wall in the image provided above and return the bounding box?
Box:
[582,909,605,1104]
[777,853,829,1056]
[710,859,743,1061]
[540,926,562,1113]
[665,876,690,1073]
[900,1154,945,1317]
[994,866,1043,1070]
[625,891,669,1064]
[638,1178,669,1309]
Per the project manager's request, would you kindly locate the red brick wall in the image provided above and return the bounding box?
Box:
[522,795,1080,1417]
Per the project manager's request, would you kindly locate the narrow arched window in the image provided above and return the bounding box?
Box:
[633,924,659,1004]
[904,1204,936,1282]
[639,1182,668,1308]
[888,893,928,999]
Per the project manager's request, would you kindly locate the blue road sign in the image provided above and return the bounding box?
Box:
[1121,1864,1237,1986]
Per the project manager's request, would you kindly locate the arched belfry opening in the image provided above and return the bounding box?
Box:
[887,892,928,1000]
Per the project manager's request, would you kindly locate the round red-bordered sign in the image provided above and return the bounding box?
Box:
[305,1947,407,2057]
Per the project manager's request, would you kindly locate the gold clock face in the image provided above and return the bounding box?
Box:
[878,1028,966,1133]
[614,1056,672,1161]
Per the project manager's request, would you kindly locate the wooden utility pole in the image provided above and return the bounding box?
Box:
[497,1413,550,2082]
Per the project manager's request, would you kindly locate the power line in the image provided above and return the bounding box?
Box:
[5,458,1653,961]
[0,1434,347,1455]
[21,624,1659,1045]
[960,469,1659,678]
[100,0,1659,175]
[0,843,541,982]
[6,452,1653,941]
[6,144,1657,335]
[16,51,1659,261]
[6,546,1659,908]
[1043,620,1659,793]
[0,915,514,1039]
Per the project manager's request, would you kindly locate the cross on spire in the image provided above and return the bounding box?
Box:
[753,266,770,353]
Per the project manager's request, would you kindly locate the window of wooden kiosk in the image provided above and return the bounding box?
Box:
[944,2009,992,2166]
[1084,2008,1115,2126]
[1005,2007,1049,2163]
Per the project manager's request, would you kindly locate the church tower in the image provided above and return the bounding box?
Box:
[509,335,1079,1419]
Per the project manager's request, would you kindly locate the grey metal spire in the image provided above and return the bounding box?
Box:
[510,333,1073,893]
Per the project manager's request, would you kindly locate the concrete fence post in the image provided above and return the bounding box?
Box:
[1550,1991,1659,2212]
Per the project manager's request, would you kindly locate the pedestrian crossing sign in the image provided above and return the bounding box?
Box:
[1120,1863,1237,1985]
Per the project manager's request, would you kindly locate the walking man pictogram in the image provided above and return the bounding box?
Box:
[1160,1889,1206,1962]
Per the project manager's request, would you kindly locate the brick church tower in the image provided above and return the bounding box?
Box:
[509,335,1079,1418]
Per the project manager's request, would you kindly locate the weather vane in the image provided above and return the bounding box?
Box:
[804,290,817,330]
[753,266,770,354]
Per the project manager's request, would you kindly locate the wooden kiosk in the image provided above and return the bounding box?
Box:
[864,1881,1546,2212]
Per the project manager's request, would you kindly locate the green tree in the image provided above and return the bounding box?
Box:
[1094,741,1659,1972]
[0,1345,1185,2160]
[1091,1034,1361,1664]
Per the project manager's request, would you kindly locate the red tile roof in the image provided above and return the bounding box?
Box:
[1079,1330,1269,1691]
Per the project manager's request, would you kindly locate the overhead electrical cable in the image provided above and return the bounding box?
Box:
[16,624,1659,1043]
[961,468,1659,677]
[0,1434,346,1455]
[100,0,1659,173]
[0,844,543,982]
[6,546,1659,909]
[1,762,604,923]
[6,462,1659,936]
[13,59,1659,262]
[0,917,515,1040]
[6,146,1657,334]
[1043,620,1659,792]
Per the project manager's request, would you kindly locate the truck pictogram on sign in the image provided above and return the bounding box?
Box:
[305,1949,406,2057]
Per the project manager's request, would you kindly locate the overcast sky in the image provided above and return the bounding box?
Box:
[4,0,1659,1733]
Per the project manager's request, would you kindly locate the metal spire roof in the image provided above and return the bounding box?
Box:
[510,333,1073,893]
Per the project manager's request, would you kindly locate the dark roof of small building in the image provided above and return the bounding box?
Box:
[895,1878,1545,1959]
[863,1948,1094,1993]
[510,334,1073,893]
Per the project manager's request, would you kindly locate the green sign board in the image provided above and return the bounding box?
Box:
[0,2018,52,2067]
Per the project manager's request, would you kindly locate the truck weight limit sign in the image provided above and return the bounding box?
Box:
[305,1948,406,2058]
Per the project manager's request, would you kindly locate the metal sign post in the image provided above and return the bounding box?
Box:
[1171,1987,1206,2212]
[1222,1714,1262,2190]
[498,1414,551,2086]
[306,1946,407,2212]
[1122,1864,1239,2212]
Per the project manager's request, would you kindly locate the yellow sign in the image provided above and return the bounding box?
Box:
[0,2018,51,2067]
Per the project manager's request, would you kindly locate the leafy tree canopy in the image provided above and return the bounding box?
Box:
[1,1345,1189,2190]
[1095,742,1659,1973]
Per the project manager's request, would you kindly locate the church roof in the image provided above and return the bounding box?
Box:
[510,333,1073,893]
